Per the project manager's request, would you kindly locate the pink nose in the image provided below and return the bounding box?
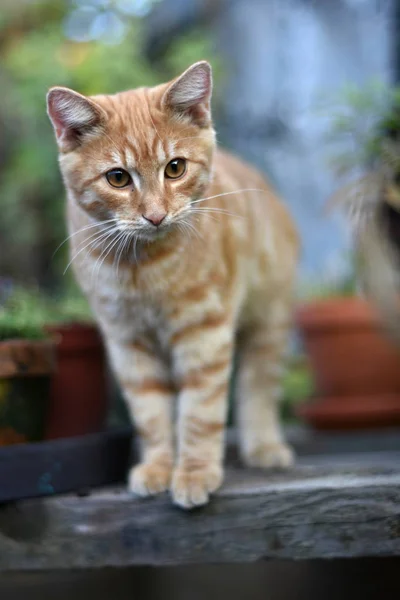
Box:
[143,212,167,227]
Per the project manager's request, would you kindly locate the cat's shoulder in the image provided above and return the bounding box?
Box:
[213,148,268,187]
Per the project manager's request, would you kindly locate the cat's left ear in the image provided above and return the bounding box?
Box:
[46,87,105,152]
[162,61,212,127]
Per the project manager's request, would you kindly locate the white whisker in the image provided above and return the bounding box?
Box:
[115,230,133,280]
[92,230,125,289]
[86,229,118,283]
[53,218,117,258]
[63,225,117,275]
[191,212,220,224]
[177,217,204,242]
[190,207,244,219]
[175,135,203,142]
[178,220,194,241]
[191,188,266,205]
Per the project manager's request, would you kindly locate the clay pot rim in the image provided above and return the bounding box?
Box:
[45,321,96,334]
[0,338,56,378]
[296,296,383,331]
[0,338,54,347]
[45,322,103,354]
[296,394,400,430]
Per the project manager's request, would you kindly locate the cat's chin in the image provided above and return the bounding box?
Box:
[115,223,171,243]
[136,227,170,242]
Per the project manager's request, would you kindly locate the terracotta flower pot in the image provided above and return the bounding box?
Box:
[0,339,56,445]
[295,297,400,430]
[45,323,108,439]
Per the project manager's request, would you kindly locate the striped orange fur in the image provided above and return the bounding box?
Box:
[47,61,299,509]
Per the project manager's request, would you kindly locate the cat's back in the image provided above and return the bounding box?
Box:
[210,148,299,259]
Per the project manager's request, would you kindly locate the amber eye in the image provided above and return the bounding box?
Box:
[165,158,186,179]
[106,169,131,188]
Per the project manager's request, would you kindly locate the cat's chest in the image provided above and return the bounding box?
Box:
[94,282,171,346]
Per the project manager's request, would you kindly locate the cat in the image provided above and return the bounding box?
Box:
[47,61,299,509]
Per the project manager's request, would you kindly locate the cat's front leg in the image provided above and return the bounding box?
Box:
[169,315,234,509]
[107,339,174,496]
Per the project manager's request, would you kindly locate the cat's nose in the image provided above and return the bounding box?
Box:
[142,212,167,227]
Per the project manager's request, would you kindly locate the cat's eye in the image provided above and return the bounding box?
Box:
[165,158,186,179]
[106,169,132,188]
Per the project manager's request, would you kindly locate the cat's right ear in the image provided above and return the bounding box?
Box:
[162,61,213,127]
[46,87,105,152]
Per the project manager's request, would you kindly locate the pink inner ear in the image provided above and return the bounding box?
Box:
[47,88,102,146]
[166,62,212,110]
[163,63,213,127]
[48,100,67,140]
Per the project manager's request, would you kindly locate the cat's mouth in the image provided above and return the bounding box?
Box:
[117,222,171,242]
[138,228,169,241]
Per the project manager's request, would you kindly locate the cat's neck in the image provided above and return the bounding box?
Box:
[68,198,205,294]
[128,228,189,266]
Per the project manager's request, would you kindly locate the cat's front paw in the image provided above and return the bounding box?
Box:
[128,462,172,497]
[243,442,294,469]
[171,464,223,509]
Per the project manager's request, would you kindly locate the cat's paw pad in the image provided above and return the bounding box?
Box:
[171,465,223,509]
[244,443,294,469]
[128,462,172,497]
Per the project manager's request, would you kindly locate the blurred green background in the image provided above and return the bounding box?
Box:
[0,0,217,290]
[8,0,392,419]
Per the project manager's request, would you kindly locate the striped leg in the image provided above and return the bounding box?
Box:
[170,315,234,509]
[107,340,174,496]
[237,299,294,469]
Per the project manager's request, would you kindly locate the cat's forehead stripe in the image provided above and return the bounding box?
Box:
[110,150,123,164]
[156,139,166,164]
[96,159,118,172]
[124,147,137,169]
[131,172,141,191]
[126,136,140,155]
[146,129,156,154]
[168,140,177,156]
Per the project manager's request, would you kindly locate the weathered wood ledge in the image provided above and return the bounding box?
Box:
[0,448,399,570]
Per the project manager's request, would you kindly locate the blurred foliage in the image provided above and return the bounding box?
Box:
[0,0,215,289]
[281,362,314,422]
[297,249,358,300]
[47,288,93,324]
[316,81,400,299]
[299,274,357,300]
[0,279,93,341]
[326,80,400,177]
[0,284,50,340]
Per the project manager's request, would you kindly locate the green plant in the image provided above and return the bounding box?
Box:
[299,277,357,301]
[317,81,400,307]
[281,362,314,423]
[326,80,400,177]
[0,286,50,341]
[46,285,93,325]
[0,283,94,341]
[298,251,358,301]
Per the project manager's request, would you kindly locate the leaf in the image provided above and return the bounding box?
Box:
[385,184,400,210]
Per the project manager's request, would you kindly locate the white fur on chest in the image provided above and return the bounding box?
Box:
[83,260,169,347]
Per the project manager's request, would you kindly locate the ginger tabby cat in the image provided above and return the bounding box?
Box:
[47,61,299,509]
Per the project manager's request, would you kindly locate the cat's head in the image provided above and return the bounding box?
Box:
[47,61,215,240]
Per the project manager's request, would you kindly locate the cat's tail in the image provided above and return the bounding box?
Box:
[330,174,400,345]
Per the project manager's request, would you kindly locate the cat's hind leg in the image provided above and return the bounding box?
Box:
[236,297,294,469]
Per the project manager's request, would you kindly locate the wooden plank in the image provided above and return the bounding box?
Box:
[0,427,132,503]
[1,424,398,505]
[0,451,399,569]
